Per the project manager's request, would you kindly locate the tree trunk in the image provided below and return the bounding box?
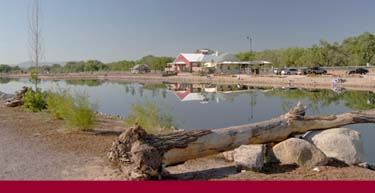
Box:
[4,87,30,108]
[108,102,375,180]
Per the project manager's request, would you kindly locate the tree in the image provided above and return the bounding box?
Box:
[138,55,174,71]
[356,32,375,65]
[0,64,12,73]
[279,47,306,67]
[29,0,43,90]
[235,51,256,62]
[234,32,375,67]
[84,60,107,71]
[50,63,62,73]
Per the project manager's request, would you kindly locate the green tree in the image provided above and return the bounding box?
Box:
[279,47,306,67]
[0,64,12,73]
[356,32,375,65]
[235,51,256,62]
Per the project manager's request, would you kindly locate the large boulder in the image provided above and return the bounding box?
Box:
[233,145,265,171]
[273,138,328,167]
[303,128,365,164]
[222,150,234,162]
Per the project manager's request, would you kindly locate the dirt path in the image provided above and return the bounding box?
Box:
[0,103,124,180]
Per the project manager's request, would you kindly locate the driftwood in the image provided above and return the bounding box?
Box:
[5,87,29,107]
[108,102,375,180]
[5,99,23,107]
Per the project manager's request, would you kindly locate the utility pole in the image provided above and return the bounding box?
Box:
[246,35,253,74]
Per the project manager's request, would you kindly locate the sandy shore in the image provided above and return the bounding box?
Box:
[4,72,375,92]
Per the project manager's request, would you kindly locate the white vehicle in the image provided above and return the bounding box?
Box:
[281,68,298,75]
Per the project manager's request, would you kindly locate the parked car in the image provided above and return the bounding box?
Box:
[162,71,178,77]
[297,68,307,75]
[306,67,327,75]
[273,68,282,75]
[346,68,369,75]
[281,68,298,75]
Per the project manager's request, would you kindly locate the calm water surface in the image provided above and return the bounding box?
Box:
[1,77,375,162]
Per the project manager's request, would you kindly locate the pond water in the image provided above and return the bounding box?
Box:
[1,77,375,162]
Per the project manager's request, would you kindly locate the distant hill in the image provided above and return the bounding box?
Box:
[12,61,67,69]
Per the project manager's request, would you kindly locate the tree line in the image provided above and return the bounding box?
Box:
[0,64,22,73]
[27,55,175,73]
[1,55,174,74]
[236,32,375,67]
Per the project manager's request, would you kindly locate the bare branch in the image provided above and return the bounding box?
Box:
[28,0,43,90]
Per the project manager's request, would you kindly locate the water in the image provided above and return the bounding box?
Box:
[1,77,375,162]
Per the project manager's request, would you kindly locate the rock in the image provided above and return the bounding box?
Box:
[233,144,265,171]
[304,128,364,164]
[222,150,234,162]
[273,138,328,167]
[312,167,320,172]
[265,143,279,164]
[358,162,370,169]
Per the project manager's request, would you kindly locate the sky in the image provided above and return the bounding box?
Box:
[1,0,375,64]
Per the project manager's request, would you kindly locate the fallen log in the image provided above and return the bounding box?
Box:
[4,86,30,108]
[5,99,23,107]
[108,102,375,180]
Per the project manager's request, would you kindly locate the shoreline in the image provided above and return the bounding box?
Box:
[3,72,375,92]
[1,101,375,180]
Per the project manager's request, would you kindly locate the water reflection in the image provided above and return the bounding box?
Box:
[265,87,375,112]
[123,83,168,99]
[165,83,259,104]
[0,77,17,84]
[2,79,375,161]
[65,79,104,87]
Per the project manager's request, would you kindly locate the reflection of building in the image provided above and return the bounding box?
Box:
[166,83,252,103]
[166,83,207,102]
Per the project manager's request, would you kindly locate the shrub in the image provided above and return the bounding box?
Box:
[47,88,73,119]
[47,89,96,131]
[125,101,174,134]
[65,92,97,131]
[23,89,47,112]
[28,69,40,86]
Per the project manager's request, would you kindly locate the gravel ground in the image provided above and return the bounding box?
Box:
[0,102,124,180]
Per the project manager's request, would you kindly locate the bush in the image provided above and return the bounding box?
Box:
[47,89,96,131]
[23,89,47,112]
[65,92,97,131]
[47,88,73,119]
[125,101,174,134]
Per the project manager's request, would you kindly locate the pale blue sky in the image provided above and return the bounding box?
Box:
[1,0,374,64]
